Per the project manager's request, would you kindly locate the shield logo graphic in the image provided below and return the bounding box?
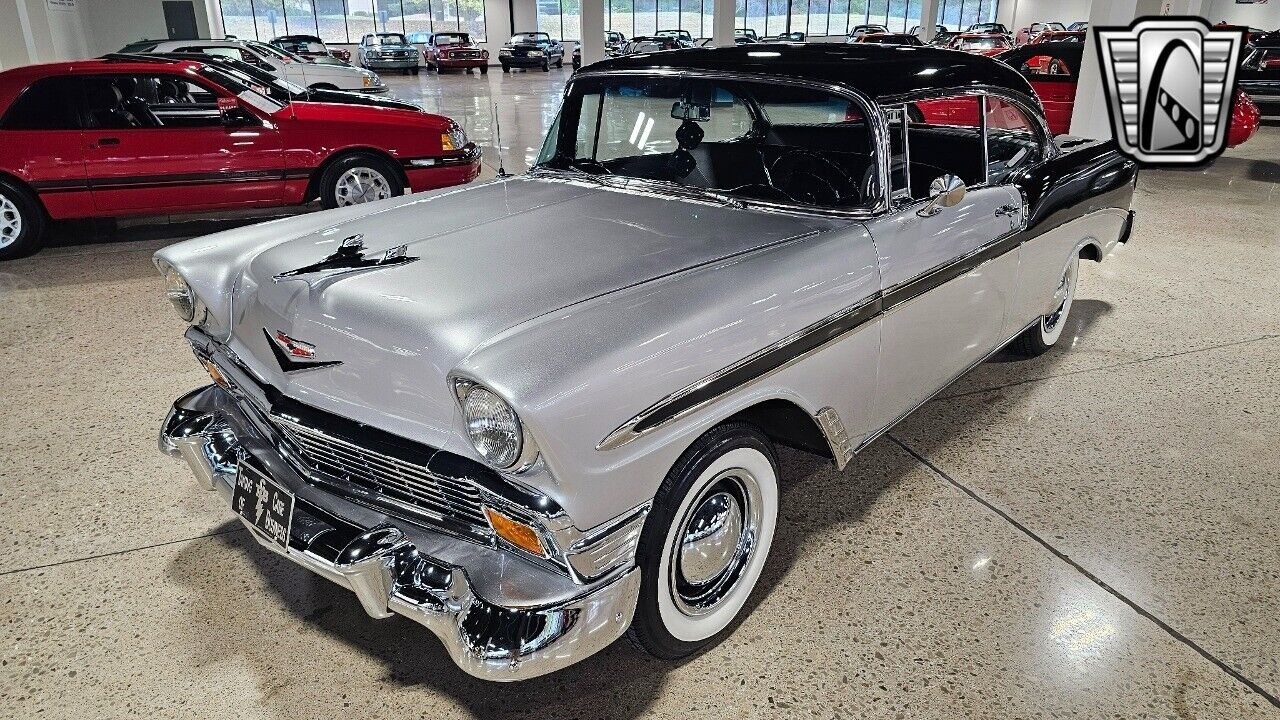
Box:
[1096,17,1245,165]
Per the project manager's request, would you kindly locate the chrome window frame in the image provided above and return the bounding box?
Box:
[543,68,893,218]
[877,84,1053,212]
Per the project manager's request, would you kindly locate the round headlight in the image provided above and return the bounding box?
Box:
[462,386,522,468]
[163,266,195,322]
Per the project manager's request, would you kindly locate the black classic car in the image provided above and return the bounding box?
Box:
[499,32,565,72]
[1239,31,1280,114]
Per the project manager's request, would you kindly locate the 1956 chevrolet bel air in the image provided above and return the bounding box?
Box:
[157,44,1135,680]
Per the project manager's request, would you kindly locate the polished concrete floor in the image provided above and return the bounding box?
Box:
[1,70,1278,719]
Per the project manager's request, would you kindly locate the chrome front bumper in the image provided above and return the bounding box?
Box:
[160,384,640,681]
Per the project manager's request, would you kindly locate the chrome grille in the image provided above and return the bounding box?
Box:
[273,417,492,534]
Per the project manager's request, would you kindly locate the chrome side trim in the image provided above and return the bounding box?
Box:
[597,294,882,451]
[814,407,856,471]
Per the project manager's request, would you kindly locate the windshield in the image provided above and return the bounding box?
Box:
[435,33,468,45]
[512,33,550,43]
[368,33,408,45]
[957,37,1007,49]
[248,41,301,63]
[535,75,876,210]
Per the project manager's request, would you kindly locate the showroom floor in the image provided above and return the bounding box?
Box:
[1,69,1278,719]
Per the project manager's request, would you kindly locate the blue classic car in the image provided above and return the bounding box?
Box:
[358,32,420,74]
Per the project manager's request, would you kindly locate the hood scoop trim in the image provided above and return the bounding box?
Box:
[274,234,417,285]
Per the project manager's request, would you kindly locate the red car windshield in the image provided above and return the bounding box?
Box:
[957,37,1008,50]
[435,34,470,45]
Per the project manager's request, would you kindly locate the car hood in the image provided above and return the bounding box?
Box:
[300,88,422,111]
[281,99,447,128]
[212,177,833,450]
[369,43,415,50]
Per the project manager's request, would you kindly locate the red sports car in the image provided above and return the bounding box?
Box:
[422,32,489,73]
[947,33,1013,57]
[0,56,480,259]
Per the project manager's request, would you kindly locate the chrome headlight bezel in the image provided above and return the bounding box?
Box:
[453,379,540,473]
[159,262,197,323]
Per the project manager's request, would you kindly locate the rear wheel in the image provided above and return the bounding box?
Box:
[1009,255,1080,357]
[627,423,779,660]
[0,179,46,261]
[317,154,403,210]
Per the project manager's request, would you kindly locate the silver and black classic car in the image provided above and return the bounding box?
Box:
[157,44,1136,680]
[1239,31,1280,114]
[499,31,565,72]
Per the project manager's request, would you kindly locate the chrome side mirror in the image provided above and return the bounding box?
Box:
[917,174,966,217]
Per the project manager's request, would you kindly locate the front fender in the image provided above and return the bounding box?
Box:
[456,222,880,528]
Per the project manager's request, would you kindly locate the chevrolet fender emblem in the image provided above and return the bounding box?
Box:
[265,329,342,372]
[273,234,417,283]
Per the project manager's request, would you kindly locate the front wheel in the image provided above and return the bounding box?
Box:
[480,65,489,74]
[317,154,404,210]
[501,63,510,73]
[627,423,779,660]
[555,57,563,68]
[1009,255,1080,357]
[542,61,550,72]
[411,66,420,75]
[0,180,46,261]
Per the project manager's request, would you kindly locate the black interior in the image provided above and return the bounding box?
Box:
[82,75,225,129]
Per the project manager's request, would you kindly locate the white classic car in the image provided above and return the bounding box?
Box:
[157,44,1135,680]
[139,38,387,93]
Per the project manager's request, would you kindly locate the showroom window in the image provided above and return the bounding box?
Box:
[538,0,716,41]
[216,0,487,44]
[738,0,997,38]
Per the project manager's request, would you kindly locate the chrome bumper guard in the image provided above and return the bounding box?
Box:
[160,385,640,681]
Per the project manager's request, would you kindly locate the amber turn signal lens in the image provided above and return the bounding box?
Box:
[484,507,546,557]
[440,132,457,151]
[200,358,230,389]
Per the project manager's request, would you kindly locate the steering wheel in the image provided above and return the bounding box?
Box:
[768,150,856,206]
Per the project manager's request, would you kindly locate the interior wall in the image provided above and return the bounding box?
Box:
[81,0,214,56]
[1204,0,1280,27]
[1000,0,1092,30]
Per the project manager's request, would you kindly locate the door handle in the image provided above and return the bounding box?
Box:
[994,203,1020,217]
[96,137,120,146]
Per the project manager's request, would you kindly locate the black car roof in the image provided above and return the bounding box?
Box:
[585,43,1036,102]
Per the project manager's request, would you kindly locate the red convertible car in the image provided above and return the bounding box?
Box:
[994,42,1260,143]
[0,55,480,259]
[421,32,489,73]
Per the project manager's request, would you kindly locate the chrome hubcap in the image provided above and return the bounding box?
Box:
[1043,260,1077,333]
[334,167,392,206]
[670,469,760,617]
[0,194,21,249]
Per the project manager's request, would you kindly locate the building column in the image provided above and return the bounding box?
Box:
[1068,0,1141,139]
[712,0,736,47]
[581,0,605,63]
[918,0,940,42]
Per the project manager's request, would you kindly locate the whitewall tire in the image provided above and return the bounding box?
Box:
[1011,255,1080,357]
[629,423,779,658]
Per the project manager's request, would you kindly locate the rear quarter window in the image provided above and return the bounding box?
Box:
[1,76,82,130]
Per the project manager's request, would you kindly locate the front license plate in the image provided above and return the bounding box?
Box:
[233,461,293,551]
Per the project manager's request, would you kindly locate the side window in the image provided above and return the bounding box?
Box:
[0,76,82,130]
[985,97,1042,185]
[906,95,985,196]
[81,75,228,130]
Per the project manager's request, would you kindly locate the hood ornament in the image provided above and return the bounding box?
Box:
[274,233,417,283]
[265,329,342,372]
